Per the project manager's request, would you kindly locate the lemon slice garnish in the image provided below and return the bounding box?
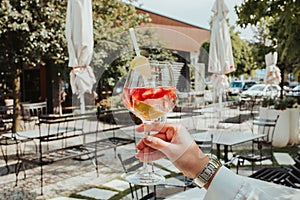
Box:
[134,101,165,120]
[130,55,151,78]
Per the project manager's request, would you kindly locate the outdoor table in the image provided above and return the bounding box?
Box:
[193,130,265,163]
[165,170,300,199]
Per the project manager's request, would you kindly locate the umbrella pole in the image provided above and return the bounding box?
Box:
[80,93,86,114]
[213,88,219,129]
[80,93,86,144]
[218,89,223,128]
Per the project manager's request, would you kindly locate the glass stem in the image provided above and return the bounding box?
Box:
[142,121,151,175]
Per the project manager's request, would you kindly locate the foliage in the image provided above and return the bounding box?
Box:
[277,96,298,109]
[0,0,68,131]
[92,0,150,87]
[230,27,256,77]
[92,1,177,97]
[0,0,152,130]
[0,0,67,68]
[261,97,276,108]
[235,1,300,75]
[262,96,298,110]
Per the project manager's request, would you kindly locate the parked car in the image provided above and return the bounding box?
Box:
[287,85,300,97]
[283,81,300,93]
[240,84,281,101]
[227,81,256,96]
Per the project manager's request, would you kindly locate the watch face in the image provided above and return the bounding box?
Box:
[193,155,221,188]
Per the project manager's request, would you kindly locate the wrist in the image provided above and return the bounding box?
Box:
[193,154,222,189]
[173,142,209,178]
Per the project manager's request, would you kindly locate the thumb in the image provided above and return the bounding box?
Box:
[143,135,171,150]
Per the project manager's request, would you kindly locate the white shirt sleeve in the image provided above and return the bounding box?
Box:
[203,166,297,200]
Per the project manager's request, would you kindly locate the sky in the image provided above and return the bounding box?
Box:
[134,0,256,41]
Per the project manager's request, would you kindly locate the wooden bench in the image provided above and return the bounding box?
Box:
[2,109,136,195]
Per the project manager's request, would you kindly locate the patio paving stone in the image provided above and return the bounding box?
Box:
[155,159,181,173]
[49,197,83,200]
[273,152,296,165]
[77,188,118,200]
[102,179,129,191]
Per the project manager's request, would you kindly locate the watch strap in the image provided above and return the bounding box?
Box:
[193,154,222,188]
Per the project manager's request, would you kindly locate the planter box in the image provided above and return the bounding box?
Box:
[289,108,300,145]
[259,107,299,147]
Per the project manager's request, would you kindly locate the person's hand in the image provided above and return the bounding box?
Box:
[135,123,209,178]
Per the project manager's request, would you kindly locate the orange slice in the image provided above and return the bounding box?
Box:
[134,101,165,120]
[130,55,151,78]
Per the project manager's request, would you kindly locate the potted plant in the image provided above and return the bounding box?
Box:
[259,96,299,147]
[283,97,299,145]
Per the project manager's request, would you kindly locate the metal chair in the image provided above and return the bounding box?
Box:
[0,105,13,132]
[250,151,300,189]
[117,153,156,200]
[284,152,300,189]
[21,101,47,130]
[236,116,279,173]
[195,133,213,155]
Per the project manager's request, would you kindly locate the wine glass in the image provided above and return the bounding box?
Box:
[122,61,177,185]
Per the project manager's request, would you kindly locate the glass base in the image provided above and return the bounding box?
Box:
[124,171,165,186]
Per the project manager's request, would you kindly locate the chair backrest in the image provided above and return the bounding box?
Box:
[21,101,47,120]
[117,154,156,200]
[0,105,14,115]
[0,105,13,131]
[252,116,279,143]
[195,133,213,154]
[285,153,300,189]
[118,154,143,173]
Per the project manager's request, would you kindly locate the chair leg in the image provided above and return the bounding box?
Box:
[0,140,10,174]
[129,183,134,199]
[236,159,240,174]
[237,158,245,174]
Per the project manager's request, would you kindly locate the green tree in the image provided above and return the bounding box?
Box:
[0,0,150,132]
[0,0,67,132]
[92,0,150,99]
[230,27,255,77]
[235,0,300,83]
[91,1,177,100]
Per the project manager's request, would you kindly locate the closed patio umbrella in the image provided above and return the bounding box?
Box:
[208,0,235,75]
[264,52,281,85]
[208,0,235,126]
[66,0,96,114]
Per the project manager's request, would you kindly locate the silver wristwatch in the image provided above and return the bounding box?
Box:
[193,154,222,188]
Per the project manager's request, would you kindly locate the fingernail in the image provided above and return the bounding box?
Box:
[145,136,153,142]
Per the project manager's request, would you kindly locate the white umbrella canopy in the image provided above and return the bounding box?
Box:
[264,52,281,85]
[208,0,235,127]
[66,0,96,113]
[208,0,235,76]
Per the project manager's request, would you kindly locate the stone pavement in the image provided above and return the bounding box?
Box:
[0,105,298,199]
[47,157,187,200]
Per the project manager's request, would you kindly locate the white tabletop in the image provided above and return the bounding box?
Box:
[193,130,265,146]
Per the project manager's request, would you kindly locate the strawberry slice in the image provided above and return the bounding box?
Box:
[142,88,165,99]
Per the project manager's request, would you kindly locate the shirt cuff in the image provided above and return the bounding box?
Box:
[204,166,244,200]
